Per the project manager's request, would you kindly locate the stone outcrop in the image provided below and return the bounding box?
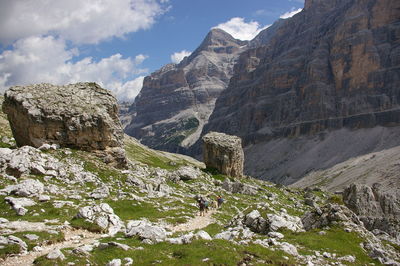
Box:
[243,210,304,234]
[75,203,124,236]
[124,29,247,153]
[302,203,361,231]
[3,82,126,167]
[222,179,258,195]
[343,183,400,238]
[202,132,244,177]
[125,220,167,243]
[202,0,400,183]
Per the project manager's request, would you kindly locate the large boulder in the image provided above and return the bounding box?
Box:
[2,82,126,167]
[75,203,124,236]
[343,183,400,238]
[202,132,244,177]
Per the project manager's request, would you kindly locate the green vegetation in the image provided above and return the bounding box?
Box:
[282,227,378,264]
[70,218,104,233]
[125,137,189,170]
[327,194,344,205]
[0,244,21,260]
[8,231,65,251]
[34,238,297,266]
[105,200,195,224]
[0,195,77,223]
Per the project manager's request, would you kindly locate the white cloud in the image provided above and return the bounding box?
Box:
[280,7,303,19]
[0,0,168,44]
[170,50,192,64]
[0,36,147,101]
[213,17,268,41]
[113,76,145,101]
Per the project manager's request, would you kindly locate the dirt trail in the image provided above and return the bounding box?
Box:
[2,211,217,265]
[1,228,102,266]
[169,210,216,232]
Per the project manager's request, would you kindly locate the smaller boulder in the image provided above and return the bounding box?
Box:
[222,179,258,195]
[76,203,124,236]
[46,248,65,260]
[125,220,166,242]
[173,166,202,181]
[106,259,121,266]
[1,179,45,197]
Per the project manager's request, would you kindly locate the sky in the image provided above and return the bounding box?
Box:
[0,0,304,102]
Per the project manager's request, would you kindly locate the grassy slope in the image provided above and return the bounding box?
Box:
[0,98,385,265]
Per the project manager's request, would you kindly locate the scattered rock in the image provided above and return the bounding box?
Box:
[172,166,202,181]
[38,195,51,202]
[278,242,299,256]
[24,234,39,241]
[302,203,361,231]
[124,257,133,265]
[1,179,44,197]
[202,132,244,177]
[76,203,124,236]
[2,235,28,253]
[196,230,212,241]
[5,196,36,216]
[125,220,166,242]
[222,179,258,195]
[106,258,121,266]
[90,186,110,199]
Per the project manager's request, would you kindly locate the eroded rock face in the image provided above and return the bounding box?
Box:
[125,29,247,153]
[202,132,244,177]
[3,82,126,167]
[302,203,361,231]
[203,0,400,182]
[343,183,400,238]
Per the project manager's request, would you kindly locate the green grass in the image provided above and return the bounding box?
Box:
[8,231,65,251]
[282,227,379,265]
[70,217,104,233]
[326,194,344,205]
[0,195,77,223]
[0,243,21,259]
[125,138,184,170]
[34,238,298,265]
[105,200,196,223]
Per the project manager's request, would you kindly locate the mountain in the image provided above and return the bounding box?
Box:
[203,0,400,184]
[124,29,247,153]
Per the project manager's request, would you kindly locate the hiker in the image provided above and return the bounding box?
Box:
[217,195,224,208]
[198,198,205,216]
[204,199,209,213]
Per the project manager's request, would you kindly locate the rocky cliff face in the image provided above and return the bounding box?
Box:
[343,183,400,239]
[124,29,247,153]
[203,0,400,183]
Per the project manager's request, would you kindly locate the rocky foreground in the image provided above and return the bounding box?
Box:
[0,85,399,265]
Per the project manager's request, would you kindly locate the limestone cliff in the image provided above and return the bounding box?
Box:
[202,0,400,183]
[124,29,247,153]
